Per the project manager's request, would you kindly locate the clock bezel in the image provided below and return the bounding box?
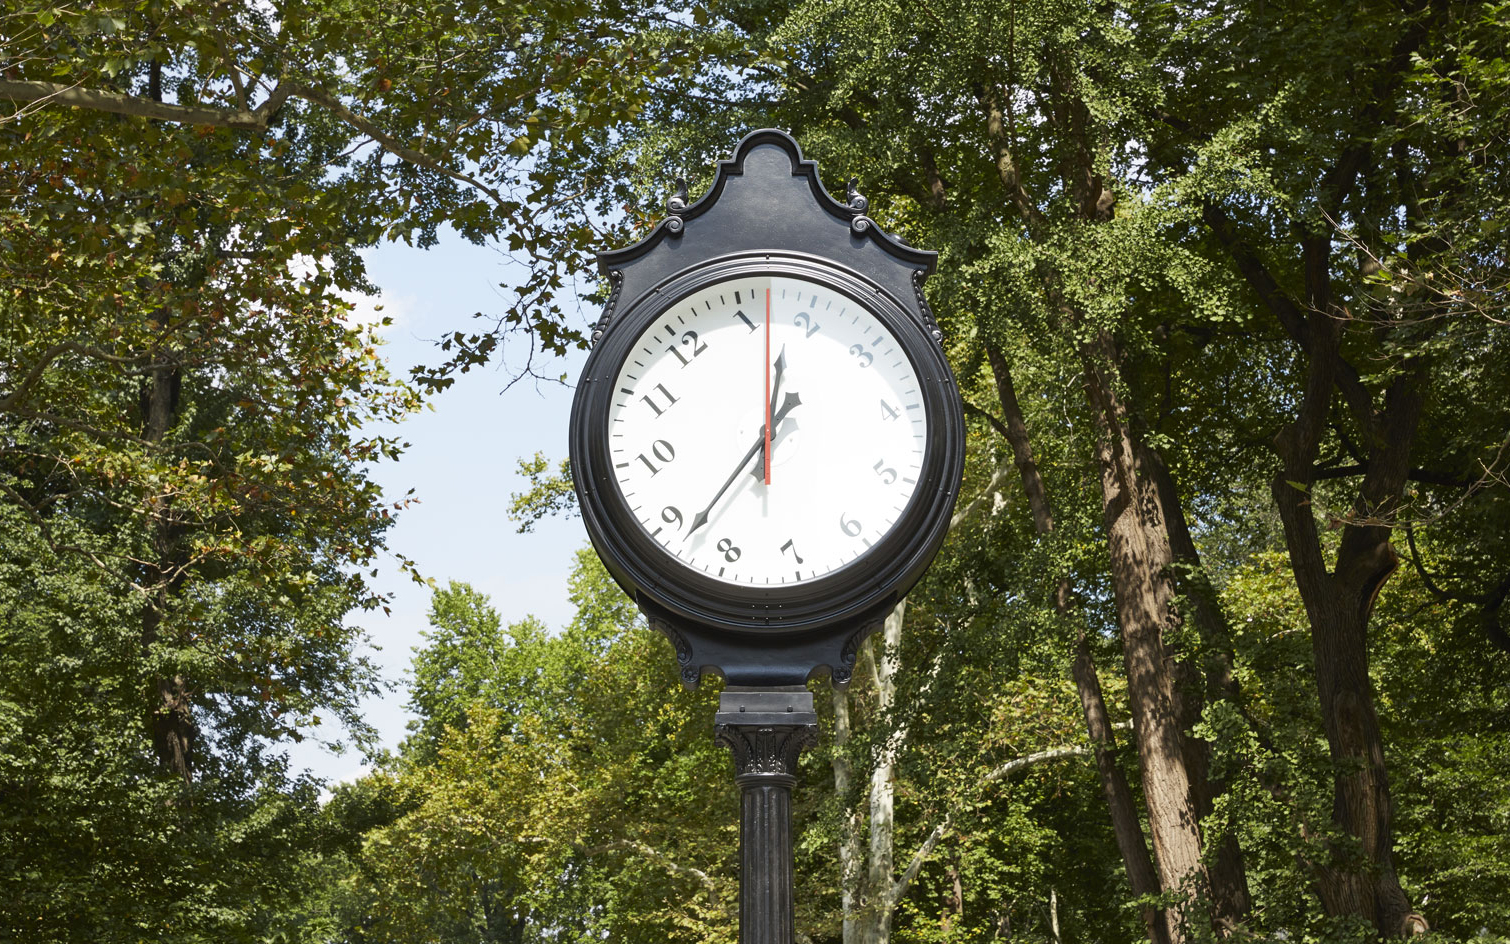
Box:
[571,252,964,637]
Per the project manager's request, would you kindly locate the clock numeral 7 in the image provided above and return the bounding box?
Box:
[873,460,897,485]
[780,538,804,564]
[666,331,708,367]
[640,383,678,417]
[635,439,676,476]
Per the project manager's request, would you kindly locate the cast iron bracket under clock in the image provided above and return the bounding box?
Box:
[569,129,964,943]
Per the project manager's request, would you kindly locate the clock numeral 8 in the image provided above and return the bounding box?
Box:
[840,513,863,537]
[635,440,675,476]
[717,538,742,562]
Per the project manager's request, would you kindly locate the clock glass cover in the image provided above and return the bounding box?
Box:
[606,275,926,586]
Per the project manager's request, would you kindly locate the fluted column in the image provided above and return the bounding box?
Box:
[715,688,819,944]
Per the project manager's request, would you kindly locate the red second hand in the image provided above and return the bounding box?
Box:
[764,287,772,484]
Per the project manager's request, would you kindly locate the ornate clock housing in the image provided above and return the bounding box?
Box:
[569,130,964,688]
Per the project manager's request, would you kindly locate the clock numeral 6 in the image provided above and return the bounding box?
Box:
[848,344,874,367]
[666,331,708,367]
[873,460,898,485]
[840,513,863,537]
[635,440,675,476]
[793,311,821,338]
[717,537,742,562]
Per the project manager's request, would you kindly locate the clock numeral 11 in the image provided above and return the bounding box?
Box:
[636,439,676,476]
[640,383,678,417]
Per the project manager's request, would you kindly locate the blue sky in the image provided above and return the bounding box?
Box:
[287,230,592,785]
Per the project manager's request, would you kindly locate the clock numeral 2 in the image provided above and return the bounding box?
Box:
[780,538,804,565]
[793,312,821,338]
[717,538,742,562]
[666,331,708,367]
[635,439,676,476]
[640,383,678,417]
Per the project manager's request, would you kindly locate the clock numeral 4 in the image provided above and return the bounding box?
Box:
[873,460,898,485]
[840,513,863,537]
[780,538,804,565]
[879,399,900,421]
[793,311,821,338]
[640,382,678,417]
[717,537,742,562]
[666,331,708,367]
[635,439,676,476]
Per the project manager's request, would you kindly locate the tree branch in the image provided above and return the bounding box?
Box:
[0,78,291,128]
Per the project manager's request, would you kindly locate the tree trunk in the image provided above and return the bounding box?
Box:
[987,344,1171,944]
[860,600,906,944]
[833,686,861,944]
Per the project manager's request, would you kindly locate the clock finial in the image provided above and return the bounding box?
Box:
[666,176,690,234]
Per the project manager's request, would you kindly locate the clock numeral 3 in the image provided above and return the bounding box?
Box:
[873,460,898,485]
[717,538,742,562]
[666,331,708,367]
[848,344,874,368]
[793,311,821,338]
[780,538,804,565]
[635,440,676,476]
[640,383,678,417]
[840,513,863,537]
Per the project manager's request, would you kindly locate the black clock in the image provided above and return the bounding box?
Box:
[569,129,964,688]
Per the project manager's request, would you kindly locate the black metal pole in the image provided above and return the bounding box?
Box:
[714,687,819,944]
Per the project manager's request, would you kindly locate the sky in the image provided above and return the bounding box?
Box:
[285,230,592,786]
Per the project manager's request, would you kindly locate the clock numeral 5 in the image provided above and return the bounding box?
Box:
[840,513,863,537]
[848,344,874,367]
[793,311,821,338]
[666,331,708,367]
[635,439,676,476]
[873,460,898,485]
[640,382,678,417]
[717,538,742,562]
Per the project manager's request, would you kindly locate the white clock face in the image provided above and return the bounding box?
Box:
[606,275,928,586]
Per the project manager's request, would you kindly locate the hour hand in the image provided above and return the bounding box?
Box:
[690,392,803,535]
[753,348,789,481]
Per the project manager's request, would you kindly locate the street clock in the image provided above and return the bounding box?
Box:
[569,129,964,689]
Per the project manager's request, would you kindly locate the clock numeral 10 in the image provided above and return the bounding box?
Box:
[635,439,676,476]
[666,331,708,367]
[640,383,678,417]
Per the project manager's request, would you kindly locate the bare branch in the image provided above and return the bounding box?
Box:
[0,78,291,128]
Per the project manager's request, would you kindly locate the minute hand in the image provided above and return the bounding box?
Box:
[687,391,802,537]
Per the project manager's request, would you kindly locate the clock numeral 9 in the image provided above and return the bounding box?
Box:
[840,513,863,537]
[661,506,683,529]
[793,312,821,338]
[635,440,675,476]
[717,537,742,562]
[666,331,708,367]
[848,344,874,367]
[873,460,898,485]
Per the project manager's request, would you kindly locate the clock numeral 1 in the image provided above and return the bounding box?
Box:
[717,537,742,562]
[793,311,821,338]
[879,399,900,421]
[840,513,863,537]
[780,538,804,565]
[635,439,676,476]
[666,330,708,367]
[640,382,678,417]
[733,310,757,333]
[873,460,898,485]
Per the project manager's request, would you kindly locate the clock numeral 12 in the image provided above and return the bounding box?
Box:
[635,439,676,476]
[640,383,678,417]
[666,331,707,366]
